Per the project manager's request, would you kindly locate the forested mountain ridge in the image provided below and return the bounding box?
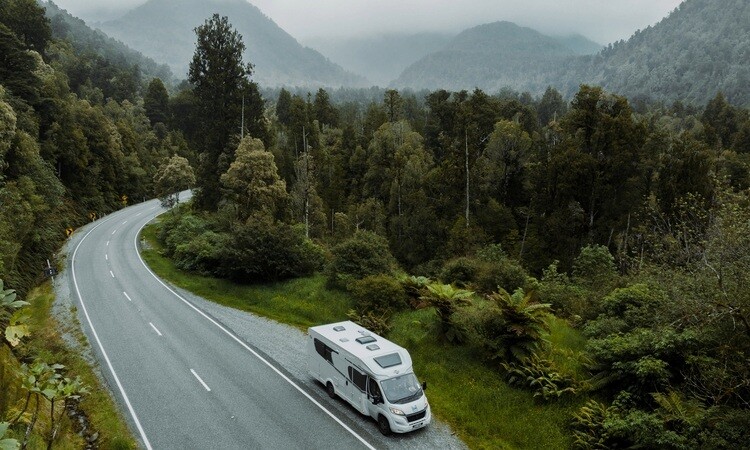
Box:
[42,1,174,88]
[393,21,600,93]
[395,0,749,106]
[307,32,455,88]
[98,0,366,87]
[564,0,750,106]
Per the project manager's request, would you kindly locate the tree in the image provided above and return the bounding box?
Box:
[383,89,403,122]
[143,78,169,126]
[537,86,567,126]
[0,0,51,54]
[420,283,473,342]
[219,137,288,221]
[153,155,195,209]
[189,14,263,210]
[276,88,292,126]
[313,88,338,128]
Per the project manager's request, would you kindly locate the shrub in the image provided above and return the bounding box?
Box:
[475,258,529,295]
[439,257,480,287]
[476,289,552,363]
[537,261,591,321]
[346,309,391,335]
[327,231,396,288]
[572,245,617,287]
[501,355,580,402]
[173,230,229,274]
[217,216,325,282]
[349,275,408,314]
[420,283,473,343]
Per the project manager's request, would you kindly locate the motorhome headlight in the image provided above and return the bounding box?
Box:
[389,407,405,416]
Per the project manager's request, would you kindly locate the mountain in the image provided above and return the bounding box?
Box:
[566,0,750,106]
[306,32,455,87]
[42,1,174,84]
[392,21,600,93]
[97,0,366,88]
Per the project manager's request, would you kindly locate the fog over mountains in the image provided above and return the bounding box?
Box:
[97,0,366,87]
[44,0,750,105]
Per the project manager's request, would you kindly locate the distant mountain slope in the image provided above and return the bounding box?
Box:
[392,21,599,92]
[98,0,366,87]
[569,0,750,105]
[307,32,455,87]
[42,1,174,83]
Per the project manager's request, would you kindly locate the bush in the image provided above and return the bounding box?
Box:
[501,355,580,402]
[217,216,325,282]
[173,230,229,274]
[346,309,391,335]
[327,231,396,288]
[475,258,529,295]
[537,261,591,321]
[440,257,480,287]
[349,275,407,314]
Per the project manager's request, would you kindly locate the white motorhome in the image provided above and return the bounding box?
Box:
[307,321,431,435]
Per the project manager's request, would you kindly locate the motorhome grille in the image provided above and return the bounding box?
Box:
[406,410,427,423]
[355,336,376,344]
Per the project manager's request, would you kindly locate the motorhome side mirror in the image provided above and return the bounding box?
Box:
[422,381,428,391]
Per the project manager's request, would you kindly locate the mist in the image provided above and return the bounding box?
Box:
[52,0,683,45]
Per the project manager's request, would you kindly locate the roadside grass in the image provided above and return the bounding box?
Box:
[389,309,582,450]
[140,222,352,329]
[4,282,136,449]
[140,220,588,449]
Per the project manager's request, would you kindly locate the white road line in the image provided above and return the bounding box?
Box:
[136,212,142,216]
[149,322,163,337]
[112,229,117,235]
[123,292,132,302]
[71,218,153,450]
[105,254,108,261]
[190,369,211,391]
[106,241,109,246]
[134,221,376,450]
[123,220,128,224]
[110,270,115,278]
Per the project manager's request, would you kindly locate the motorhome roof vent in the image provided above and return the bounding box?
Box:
[366,344,380,351]
[339,338,349,342]
[355,336,376,344]
[333,325,346,332]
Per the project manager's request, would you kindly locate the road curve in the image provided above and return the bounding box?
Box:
[62,197,377,449]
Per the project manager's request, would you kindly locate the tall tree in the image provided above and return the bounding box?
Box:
[143,78,169,126]
[189,14,263,210]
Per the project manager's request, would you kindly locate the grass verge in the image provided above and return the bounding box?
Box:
[1,282,136,449]
[140,222,352,328]
[141,221,587,449]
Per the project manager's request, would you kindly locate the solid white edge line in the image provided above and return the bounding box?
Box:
[190,369,211,392]
[149,322,163,337]
[123,292,132,302]
[134,219,376,450]
[72,214,154,450]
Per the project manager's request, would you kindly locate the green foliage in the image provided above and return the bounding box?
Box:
[144,78,170,126]
[0,422,18,450]
[572,245,617,287]
[153,154,195,208]
[439,257,480,287]
[420,283,473,343]
[501,355,580,402]
[349,275,407,315]
[346,309,391,336]
[327,231,396,288]
[476,289,552,363]
[537,261,589,321]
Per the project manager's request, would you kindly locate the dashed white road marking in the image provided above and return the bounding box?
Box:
[106,241,109,246]
[110,270,115,278]
[190,369,211,392]
[123,292,132,302]
[149,322,163,337]
[123,220,128,224]
[112,229,118,235]
[105,254,108,261]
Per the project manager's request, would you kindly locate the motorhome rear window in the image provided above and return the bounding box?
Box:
[374,353,402,368]
[355,336,376,344]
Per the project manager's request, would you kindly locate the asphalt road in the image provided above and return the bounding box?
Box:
[63,197,380,449]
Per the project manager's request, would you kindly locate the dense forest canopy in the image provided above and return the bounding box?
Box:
[1,1,749,447]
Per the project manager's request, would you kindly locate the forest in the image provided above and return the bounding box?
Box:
[1,1,750,448]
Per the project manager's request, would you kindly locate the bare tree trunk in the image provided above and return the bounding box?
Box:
[465,129,470,228]
[21,395,39,450]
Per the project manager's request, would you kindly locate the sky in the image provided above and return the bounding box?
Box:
[51,0,685,45]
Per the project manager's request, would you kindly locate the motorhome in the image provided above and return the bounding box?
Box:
[307,321,431,435]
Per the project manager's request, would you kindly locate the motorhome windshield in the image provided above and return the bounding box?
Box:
[381,373,423,404]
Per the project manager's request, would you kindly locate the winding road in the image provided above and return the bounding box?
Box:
[62,197,380,449]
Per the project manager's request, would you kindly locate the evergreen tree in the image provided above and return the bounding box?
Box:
[144,78,170,126]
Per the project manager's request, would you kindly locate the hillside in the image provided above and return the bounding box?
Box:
[97,0,366,87]
[307,32,455,87]
[568,0,750,105]
[42,1,174,84]
[392,21,600,93]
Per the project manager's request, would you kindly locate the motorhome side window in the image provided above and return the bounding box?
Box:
[368,376,381,398]
[313,338,334,363]
[348,366,367,391]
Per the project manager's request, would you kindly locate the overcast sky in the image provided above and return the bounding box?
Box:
[51,0,684,45]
